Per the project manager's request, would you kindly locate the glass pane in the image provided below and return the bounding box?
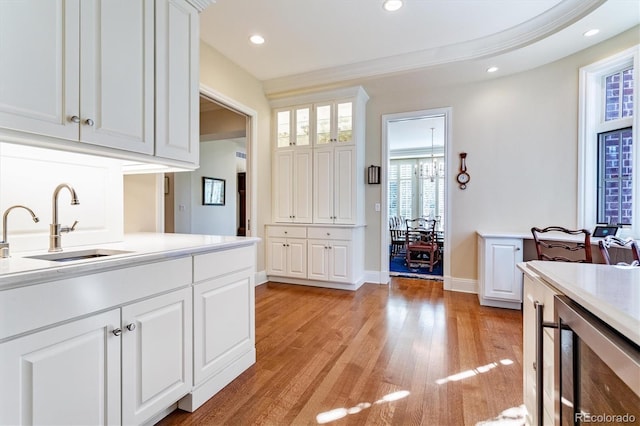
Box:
[622,68,634,118]
[597,129,633,225]
[605,72,621,121]
[336,102,353,143]
[316,105,331,144]
[295,107,310,146]
[276,110,291,148]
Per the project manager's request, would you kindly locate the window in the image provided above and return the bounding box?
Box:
[579,46,638,237]
[388,158,445,226]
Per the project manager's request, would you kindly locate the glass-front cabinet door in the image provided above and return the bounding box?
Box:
[275,105,311,148]
[314,101,353,145]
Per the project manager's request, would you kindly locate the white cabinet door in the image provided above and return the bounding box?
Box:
[0,0,154,154]
[314,101,353,145]
[0,309,121,426]
[307,239,329,280]
[266,237,307,278]
[478,236,523,308]
[80,0,154,154]
[313,147,335,224]
[328,239,352,282]
[333,145,355,224]
[0,0,79,141]
[193,270,254,385]
[155,0,200,164]
[274,105,311,149]
[273,149,312,223]
[121,288,193,426]
[313,146,355,224]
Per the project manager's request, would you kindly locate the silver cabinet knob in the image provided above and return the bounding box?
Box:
[85,118,94,126]
[112,328,122,336]
[70,116,81,123]
[126,323,136,331]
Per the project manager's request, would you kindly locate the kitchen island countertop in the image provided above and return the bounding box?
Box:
[0,232,260,290]
[524,260,640,346]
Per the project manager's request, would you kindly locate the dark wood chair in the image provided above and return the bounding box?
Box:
[405,218,440,272]
[389,217,406,260]
[598,236,640,266]
[531,226,593,263]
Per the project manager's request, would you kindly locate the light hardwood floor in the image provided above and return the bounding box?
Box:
[158,278,524,425]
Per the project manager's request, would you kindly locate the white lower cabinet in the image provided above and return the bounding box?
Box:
[522,267,558,426]
[477,234,523,309]
[122,288,193,426]
[0,309,121,426]
[266,225,362,288]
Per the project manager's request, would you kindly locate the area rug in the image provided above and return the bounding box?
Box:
[389,251,443,279]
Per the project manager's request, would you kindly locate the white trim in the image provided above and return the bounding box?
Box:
[255,270,268,286]
[364,270,389,285]
[199,84,259,242]
[444,276,477,294]
[578,45,639,238]
[381,107,453,287]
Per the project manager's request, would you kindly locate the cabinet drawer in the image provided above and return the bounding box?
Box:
[308,227,352,240]
[266,226,307,238]
[194,245,256,282]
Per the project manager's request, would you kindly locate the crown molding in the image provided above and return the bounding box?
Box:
[186,0,215,13]
[262,0,605,95]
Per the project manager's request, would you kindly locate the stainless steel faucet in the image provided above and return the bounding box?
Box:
[1,205,40,258]
[49,183,80,252]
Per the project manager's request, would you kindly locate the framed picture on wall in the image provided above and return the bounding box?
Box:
[203,177,225,205]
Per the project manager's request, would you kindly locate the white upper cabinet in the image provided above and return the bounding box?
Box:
[155,0,200,164]
[0,0,154,155]
[313,145,356,224]
[314,101,354,146]
[274,105,312,149]
[273,149,313,223]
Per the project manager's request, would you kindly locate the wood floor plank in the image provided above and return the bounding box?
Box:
[157,278,524,426]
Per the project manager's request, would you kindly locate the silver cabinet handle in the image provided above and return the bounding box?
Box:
[85,118,94,127]
[112,328,122,336]
[126,323,136,331]
[534,301,557,424]
[70,116,81,123]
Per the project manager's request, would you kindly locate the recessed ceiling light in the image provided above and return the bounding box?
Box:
[383,0,403,12]
[249,34,265,45]
[486,66,499,73]
[583,29,600,37]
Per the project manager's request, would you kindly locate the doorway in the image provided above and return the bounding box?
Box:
[381,108,452,282]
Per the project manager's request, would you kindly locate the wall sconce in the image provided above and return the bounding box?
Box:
[367,165,381,184]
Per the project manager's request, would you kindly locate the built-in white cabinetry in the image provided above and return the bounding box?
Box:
[477,234,523,309]
[0,0,204,167]
[314,100,354,145]
[122,288,193,426]
[314,145,356,224]
[0,0,154,154]
[265,225,364,289]
[155,0,199,164]
[521,265,558,426]
[0,310,122,426]
[181,244,256,412]
[270,86,368,226]
[273,149,313,223]
[307,228,353,282]
[274,105,312,148]
[265,226,307,278]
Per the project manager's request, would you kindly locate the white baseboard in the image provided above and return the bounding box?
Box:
[363,270,389,285]
[444,276,477,294]
[255,270,268,286]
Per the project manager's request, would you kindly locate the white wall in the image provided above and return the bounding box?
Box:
[0,143,124,254]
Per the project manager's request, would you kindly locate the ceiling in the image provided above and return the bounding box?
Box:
[199,0,639,95]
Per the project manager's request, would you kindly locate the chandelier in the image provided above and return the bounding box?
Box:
[419,127,442,182]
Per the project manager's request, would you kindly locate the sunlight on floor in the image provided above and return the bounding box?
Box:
[475,404,527,426]
[435,359,514,385]
[316,390,410,424]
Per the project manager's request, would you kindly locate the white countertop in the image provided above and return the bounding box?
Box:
[0,232,260,290]
[526,260,640,346]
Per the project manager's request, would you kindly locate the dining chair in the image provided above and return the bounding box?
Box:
[598,235,640,266]
[389,217,406,260]
[405,218,440,272]
[531,226,593,263]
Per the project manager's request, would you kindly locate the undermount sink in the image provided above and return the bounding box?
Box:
[26,249,133,262]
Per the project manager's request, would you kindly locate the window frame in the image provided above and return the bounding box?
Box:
[578,45,639,238]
